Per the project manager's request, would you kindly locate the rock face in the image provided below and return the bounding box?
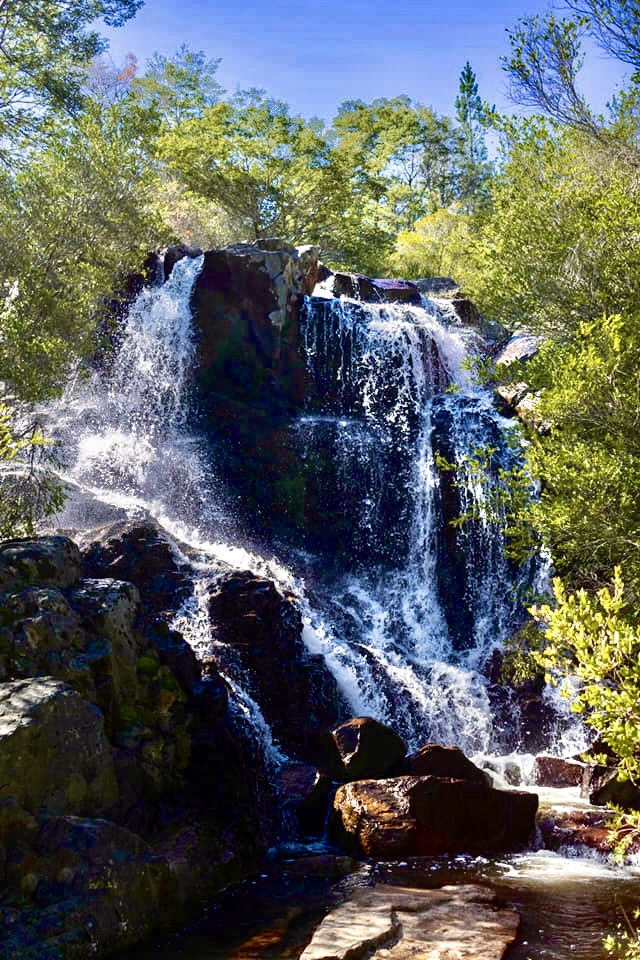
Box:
[331,775,538,858]
[0,679,118,817]
[193,241,321,417]
[207,570,345,757]
[0,536,82,591]
[299,884,520,960]
[0,530,275,959]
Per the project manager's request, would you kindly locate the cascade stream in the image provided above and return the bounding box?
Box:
[46,253,639,960]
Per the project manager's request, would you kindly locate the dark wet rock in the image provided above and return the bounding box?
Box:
[193,241,321,416]
[408,743,490,784]
[532,754,586,788]
[277,763,332,837]
[0,537,82,592]
[207,570,344,758]
[329,272,421,304]
[80,521,191,615]
[331,775,537,858]
[319,716,407,782]
[538,807,622,857]
[583,765,640,810]
[299,883,520,960]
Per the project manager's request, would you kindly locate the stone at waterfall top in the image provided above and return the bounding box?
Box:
[299,883,520,960]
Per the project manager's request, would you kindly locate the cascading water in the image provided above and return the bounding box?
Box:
[48,254,286,768]
[48,255,582,763]
[296,295,541,754]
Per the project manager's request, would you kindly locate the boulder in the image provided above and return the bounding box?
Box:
[408,743,490,784]
[193,241,321,415]
[299,883,519,960]
[582,765,640,810]
[277,763,332,837]
[80,520,191,615]
[0,537,82,592]
[494,333,543,367]
[532,754,586,788]
[329,272,421,304]
[331,775,537,858]
[320,717,407,782]
[0,679,118,817]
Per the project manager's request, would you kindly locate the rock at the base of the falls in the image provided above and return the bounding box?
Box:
[207,569,345,757]
[582,764,640,810]
[318,716,408,782]
[277,763,333,837]
[299,883,520,960]
[532,754,586,788]
[537,806,622,857]
[330,776,538,858]
[408,743,491,784]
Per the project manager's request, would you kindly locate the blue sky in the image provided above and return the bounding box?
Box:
[103,0,628,121]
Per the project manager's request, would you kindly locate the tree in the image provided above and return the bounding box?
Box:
[503,2,640,144]
[454,62,492,206]
[0,0,142,156]
[132,44,224,126]
[460,120,640,332]
[156,95,353,247]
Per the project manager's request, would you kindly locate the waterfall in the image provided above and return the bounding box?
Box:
[296,296,536,753]
[47,259,581,763]
[51,254,226,536]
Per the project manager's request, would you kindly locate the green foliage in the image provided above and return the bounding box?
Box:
[391,206,471,279]
[532,570,640,777]
[461,120,640,332]
[132,44,224,126]
[0,0,142,156]
[519,313,640,589]
[0,100,165,402]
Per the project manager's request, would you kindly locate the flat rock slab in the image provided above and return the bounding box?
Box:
[299,883,519,960]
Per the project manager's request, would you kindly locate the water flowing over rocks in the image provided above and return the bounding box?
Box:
[299,884,520,960]
[0,532,276,958]
[14,240,634,959]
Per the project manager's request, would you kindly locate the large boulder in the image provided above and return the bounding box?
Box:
[0,679,118,817]
[80,520,192,616]
[0,537,82,592]
[331,775,538,858]
[408,743,490,784]
[277,763,333,837]
[193,241,321,416]
[319,717,407,782]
